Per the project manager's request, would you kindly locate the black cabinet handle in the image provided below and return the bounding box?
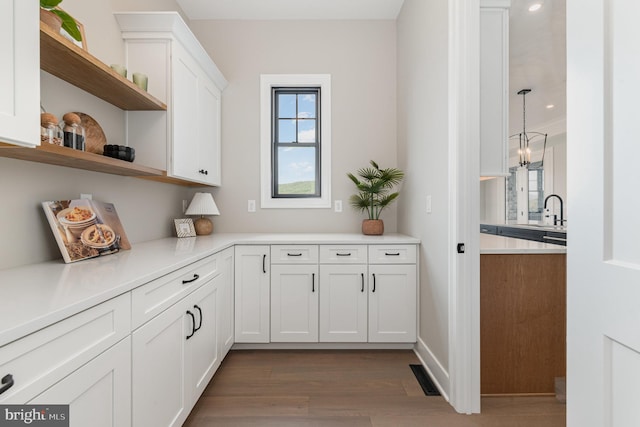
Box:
[312,273,315,292]
[198,169,208,175]
[385,252,400,256]
[186,310,196,340]
[194,305,203,332]
[287,253,302,257]
[182,274,200,284]
[263,254,266,273]
[336,252,351,257]
[361,273,364,292]
[0,374,14,395]
[372,274,376,292]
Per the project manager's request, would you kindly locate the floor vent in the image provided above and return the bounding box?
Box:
[410,364,441,396]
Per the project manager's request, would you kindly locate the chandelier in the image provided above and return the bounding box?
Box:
[510,89,548,167]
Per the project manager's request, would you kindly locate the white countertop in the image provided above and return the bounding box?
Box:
[0,233,418,348]
[480,233,566,254]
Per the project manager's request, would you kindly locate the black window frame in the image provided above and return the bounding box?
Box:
[271,87,321,199]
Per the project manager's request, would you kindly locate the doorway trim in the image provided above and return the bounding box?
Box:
[447,0,481,414]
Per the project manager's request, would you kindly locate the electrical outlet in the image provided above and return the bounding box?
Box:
[334,200,342,213]
[248,200,256,212]
[80,193,92,200]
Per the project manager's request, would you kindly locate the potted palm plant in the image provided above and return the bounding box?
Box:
[40,0,83,43]
[347,160,404,235]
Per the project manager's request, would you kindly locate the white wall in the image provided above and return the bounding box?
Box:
[396,0,451,378]
[0,0,194,270]
[187,19,398,233]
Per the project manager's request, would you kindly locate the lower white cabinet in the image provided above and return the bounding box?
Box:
[30,337,132,427]
[270,264,319,342]
[132,277,221,427]
[0,294,131,404]
[319,264,368,342]
[368,264,417,343]
[235,244,418,345]
[234,246,270,343]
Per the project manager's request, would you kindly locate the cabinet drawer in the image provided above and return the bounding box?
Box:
[132,253,220,329]
[368,245,417,264]
[319,245,367,264]
[0,293,130,403]
[270,245,319,264]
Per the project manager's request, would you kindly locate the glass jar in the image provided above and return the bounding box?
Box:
[61,112,85,151]
[40,113,62,145]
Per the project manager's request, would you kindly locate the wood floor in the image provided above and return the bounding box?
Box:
[184,350,566,426]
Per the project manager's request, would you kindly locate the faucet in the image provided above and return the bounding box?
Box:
[544,194,565,226]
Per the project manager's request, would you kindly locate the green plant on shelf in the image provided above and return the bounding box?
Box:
[40,0,82,42]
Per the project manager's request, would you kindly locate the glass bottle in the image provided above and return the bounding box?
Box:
[61,112,85,151]
[40,113,62,145]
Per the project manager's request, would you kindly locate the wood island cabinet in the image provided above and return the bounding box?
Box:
[480,253,566,394]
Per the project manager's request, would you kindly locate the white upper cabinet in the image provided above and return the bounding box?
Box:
[0,0,39,147]
[115,12,227,186]
[480,1,510,177]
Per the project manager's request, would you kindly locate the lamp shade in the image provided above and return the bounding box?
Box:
[185,193,220,216]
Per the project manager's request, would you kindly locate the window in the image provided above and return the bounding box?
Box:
[506,161,544,221]
[261,75,331,208]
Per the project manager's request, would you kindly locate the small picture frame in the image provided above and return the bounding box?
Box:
[174,218,196,238]
[58,8,88,51]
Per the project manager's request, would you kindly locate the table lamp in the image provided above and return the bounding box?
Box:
[185,192,220,235]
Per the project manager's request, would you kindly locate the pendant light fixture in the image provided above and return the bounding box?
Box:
[511,88,548,167]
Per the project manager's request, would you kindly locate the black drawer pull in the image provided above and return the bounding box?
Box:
[0,374,14,395]
[263,254,267,273]
[372,274,376,292]
[287,253,302,257]
[182,274,200,284]
[312,273,315,292]
[194,305,203,332]
[385,252,400,256]
[336,253,351,257]
[361,273,364,292]
[186,310,196,340]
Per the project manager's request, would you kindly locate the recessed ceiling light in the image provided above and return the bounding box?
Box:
[529,3,542,12]
[546,104,555,109]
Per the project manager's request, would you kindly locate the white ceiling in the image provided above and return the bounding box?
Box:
[177,0,566,139]
[176,0,406,20]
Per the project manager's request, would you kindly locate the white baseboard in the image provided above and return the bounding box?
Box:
[232,342,415,350]
[413,337,450,401]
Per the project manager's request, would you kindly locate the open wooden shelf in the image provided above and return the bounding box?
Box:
[40,23,166,111]
[0,24,213,187]
[0,142,163,177]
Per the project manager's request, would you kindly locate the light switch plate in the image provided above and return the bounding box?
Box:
[80,193,92,200]
[426,195,432,213]
[248,200,256,212]
[334,200,342,212]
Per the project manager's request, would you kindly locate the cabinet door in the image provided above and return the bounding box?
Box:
[30,338,132,427]
[197,75,222,185]
[480,5,509,177]
[271,264,319,342]
[319,265,368,342]
[171,44,200,183]
[368,265,417,343]
[234,246,270,343]
[187,279,219,405]
[217,247,235,356]
[132,298,189,427]
[0,0,39,147]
